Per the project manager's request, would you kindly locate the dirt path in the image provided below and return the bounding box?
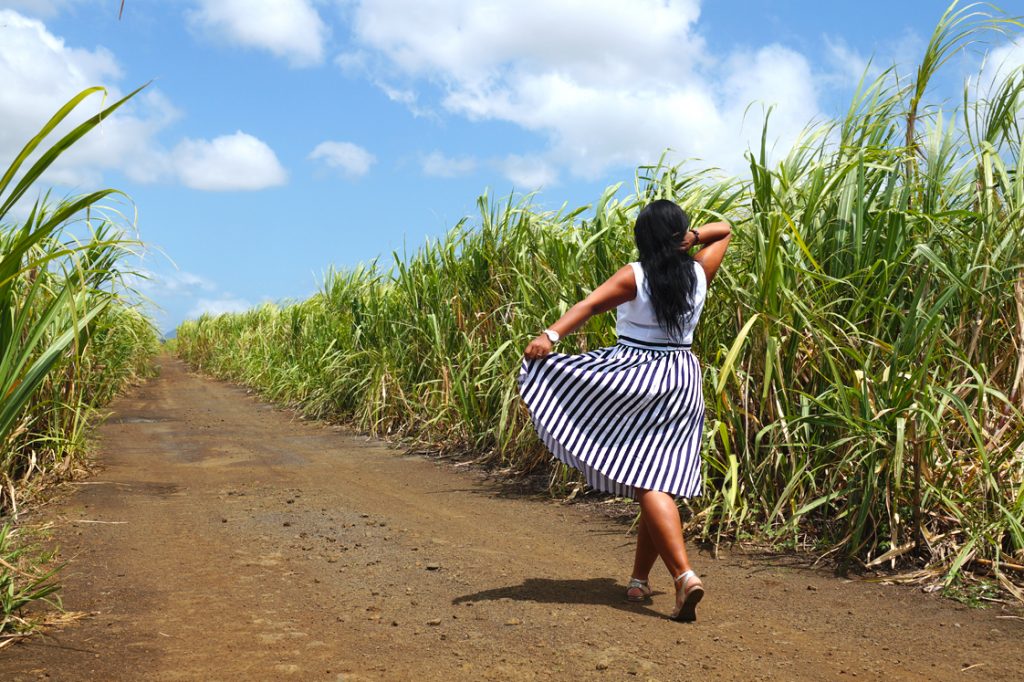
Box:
[1,357,1022,681]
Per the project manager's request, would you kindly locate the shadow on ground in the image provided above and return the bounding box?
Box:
[453,577,674,621]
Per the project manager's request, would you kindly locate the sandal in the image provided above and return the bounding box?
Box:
[625,577,653,602]
[670,569,704,622]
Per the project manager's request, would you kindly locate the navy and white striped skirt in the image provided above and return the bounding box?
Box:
[517,339,705,500]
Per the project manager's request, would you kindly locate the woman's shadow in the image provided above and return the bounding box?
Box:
[453,577,669,620]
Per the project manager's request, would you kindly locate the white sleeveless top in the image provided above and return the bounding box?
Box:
[615,261,707,347]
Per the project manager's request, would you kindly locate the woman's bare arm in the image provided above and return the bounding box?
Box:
[691,221,732,284]
[523,265,637,359]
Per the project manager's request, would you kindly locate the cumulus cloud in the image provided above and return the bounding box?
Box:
[130,270,217,296]
[344,0,823,177]
[349,0,702,86]
[721,45,820,150]
[187,0,328,67]
[0,10,291,195]
[309,141,376,178]
[822,37,875,87]
[126,266,254,323]
[821,29,926,92]
[499,154,557,188]
[981,40,1024,87]
[421,151,476,178]
[0,9,177,188]
[974,39,1024,137]
[189,296,253,318]
[172,132,288,191]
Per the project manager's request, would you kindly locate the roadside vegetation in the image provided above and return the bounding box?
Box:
[0,87,159,640]
[177,4,1024,597]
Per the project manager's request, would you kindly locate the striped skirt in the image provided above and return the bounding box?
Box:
[517,340,705,500]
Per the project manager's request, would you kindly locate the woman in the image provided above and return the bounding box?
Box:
[518,199,731,622]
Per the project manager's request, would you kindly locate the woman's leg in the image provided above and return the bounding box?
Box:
[636,488,692,579]
[630,511,659,581]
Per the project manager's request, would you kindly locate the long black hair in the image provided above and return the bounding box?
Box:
[633,199,697,338]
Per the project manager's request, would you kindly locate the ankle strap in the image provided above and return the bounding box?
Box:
[674,569,696,584]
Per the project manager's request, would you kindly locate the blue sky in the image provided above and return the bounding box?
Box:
[0,0,1021,333]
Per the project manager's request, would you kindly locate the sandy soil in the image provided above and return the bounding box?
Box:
[1,356,1022,681]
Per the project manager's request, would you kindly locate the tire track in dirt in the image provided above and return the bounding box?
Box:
[1,356,1021,680]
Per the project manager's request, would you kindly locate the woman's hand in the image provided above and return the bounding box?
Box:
[679,230,697,251]
[524,334,554,360]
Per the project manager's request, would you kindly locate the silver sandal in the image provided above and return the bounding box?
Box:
[670,569,704,622]
[625,577,653,602]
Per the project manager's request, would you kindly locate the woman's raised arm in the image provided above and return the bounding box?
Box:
[691,221,732,284]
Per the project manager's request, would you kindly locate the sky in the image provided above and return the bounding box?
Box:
[0,0,1021,334]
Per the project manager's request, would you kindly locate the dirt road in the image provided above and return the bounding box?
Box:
[1,357,1021,681]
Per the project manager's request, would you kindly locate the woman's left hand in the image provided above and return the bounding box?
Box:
[524,334,554,360]
[680,231,697,251]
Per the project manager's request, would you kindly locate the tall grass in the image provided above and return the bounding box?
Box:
[0,523,61,646]
[0,87,159,637]
[0,86,159,511]
[177,3,1024,591]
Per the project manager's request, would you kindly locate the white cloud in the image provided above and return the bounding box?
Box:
[130,270,217,296]
[345,0,823,177]
[421,151,476,178]
[498,154,557,188]
[821,29,924,91]
[309,141,376,178]
[0,9,177,188]
[981,40,1024,87]
[125,266,253,323]
[172,132,288,191]
[975,40,1024,137]
[0,11,288,195]
[350,0,702,86]
[335,50,368,73]
[376,81,437,119]
[189,296,253,318]
[188,0,328,67]
[721,45,820,153]
[822,37,874,87]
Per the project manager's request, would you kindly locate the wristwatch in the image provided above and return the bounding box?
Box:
[542,329,560,343]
